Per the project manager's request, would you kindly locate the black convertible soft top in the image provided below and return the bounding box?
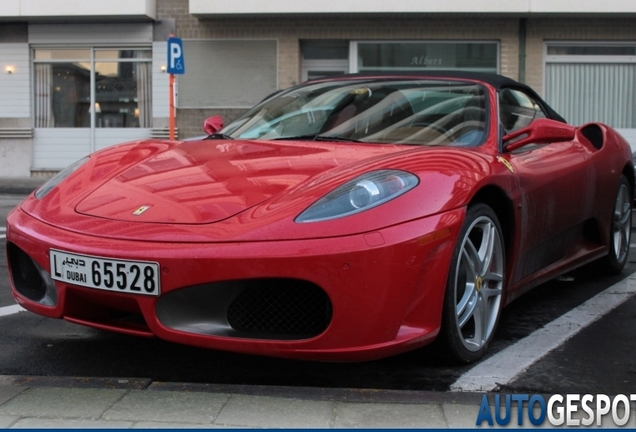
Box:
[314,71,567,124]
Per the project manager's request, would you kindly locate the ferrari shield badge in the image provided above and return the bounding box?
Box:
[132,205,152,216]
[497,156,515,174]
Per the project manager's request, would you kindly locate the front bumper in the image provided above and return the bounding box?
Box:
[6,206,464,361]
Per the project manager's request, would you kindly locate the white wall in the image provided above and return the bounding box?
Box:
[0,43,30,118]
[29,24,152,44]
[617,129,636,153]
[0,0,155,19]
[33,129,91,170]
[0,0,19,15]
[530,0,636,13]
[190,0,636,14]
[152,41,169,120]
[0,139,31,176]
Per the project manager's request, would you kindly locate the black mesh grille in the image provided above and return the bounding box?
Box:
[227,279,332,338]
[7,243,47,301]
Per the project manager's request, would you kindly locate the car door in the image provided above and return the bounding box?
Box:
[500,88,592,283]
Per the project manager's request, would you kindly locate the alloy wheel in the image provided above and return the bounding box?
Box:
[453,215,504,352]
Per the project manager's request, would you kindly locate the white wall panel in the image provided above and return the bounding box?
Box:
[29,24,152,45]
[1,0,155,19]
[94,129,150,152]
[33,129,91,170]
[616,129,636,152]
[0,0,19,16]
[530,0,636,13]
[190,0,636,15]
[545,63,636,128]
[33,129,152,169]
[152,41,169,119]
[0,43,30,118]
[191,0,526,14]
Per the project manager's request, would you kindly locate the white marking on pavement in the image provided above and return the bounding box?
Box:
[450,274,636,392]
[0,304,26,317]
[0,235,5,239]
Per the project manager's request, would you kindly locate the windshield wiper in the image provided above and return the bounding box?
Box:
[204,133,234,140]
[273,135,362,143]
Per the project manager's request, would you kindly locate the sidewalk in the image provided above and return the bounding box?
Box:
[0,376,483,428]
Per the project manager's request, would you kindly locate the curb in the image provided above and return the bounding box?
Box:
[0,375,484,405]
[0,178,46,195]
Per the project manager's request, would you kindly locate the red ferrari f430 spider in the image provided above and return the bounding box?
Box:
[6,72,633,363]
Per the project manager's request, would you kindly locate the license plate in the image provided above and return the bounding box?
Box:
[50,249,160,296]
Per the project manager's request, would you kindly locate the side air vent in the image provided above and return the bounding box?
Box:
[580,124,604,150]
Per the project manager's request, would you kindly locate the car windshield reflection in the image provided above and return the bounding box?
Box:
[220,79,487,147]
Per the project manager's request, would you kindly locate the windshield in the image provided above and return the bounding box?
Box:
[219,79,488,147]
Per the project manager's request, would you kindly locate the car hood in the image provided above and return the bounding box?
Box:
[74,139,402,224]
[21,138,500,242]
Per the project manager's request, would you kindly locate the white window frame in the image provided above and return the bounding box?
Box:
[31,45,152,140]
[544,41,636,64]
[31,45,152,168]
[301,59,349,82]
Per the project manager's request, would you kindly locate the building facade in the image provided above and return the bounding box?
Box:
[1,0,635,176]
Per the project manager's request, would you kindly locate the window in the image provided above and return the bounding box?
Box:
[33,48,152,128]
[301,40,349,81]
[353,42,498,73]
[302,40,349,60]
[499,89,546,133]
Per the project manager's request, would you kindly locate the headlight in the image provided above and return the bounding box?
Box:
[35,156,90,199]
[296,170,419,223]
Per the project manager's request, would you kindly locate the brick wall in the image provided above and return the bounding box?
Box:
[158,0,636,138]
[161,9,521,89]
[158,0,524,138]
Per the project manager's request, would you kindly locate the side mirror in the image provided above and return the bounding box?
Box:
[203,115,224,135]
[503,118,576,152]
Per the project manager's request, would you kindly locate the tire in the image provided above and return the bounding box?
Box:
[439,203,505,364]
[599,175,632,275]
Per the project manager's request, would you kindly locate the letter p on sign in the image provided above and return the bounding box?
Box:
[167,37,185,75]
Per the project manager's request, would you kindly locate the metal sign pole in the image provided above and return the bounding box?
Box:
[169,73,176,140]
[167,34,185,141]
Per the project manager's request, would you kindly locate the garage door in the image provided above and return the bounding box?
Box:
[544,44,636,149]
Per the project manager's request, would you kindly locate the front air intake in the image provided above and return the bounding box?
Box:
[7,243,57,305]
[227,279,332,338]
[156,278,332,340]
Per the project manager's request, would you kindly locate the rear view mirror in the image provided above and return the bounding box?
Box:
[203,115,224,135]
[503,118,576,152]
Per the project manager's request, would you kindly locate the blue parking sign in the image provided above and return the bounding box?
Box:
[167,37,185,75]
